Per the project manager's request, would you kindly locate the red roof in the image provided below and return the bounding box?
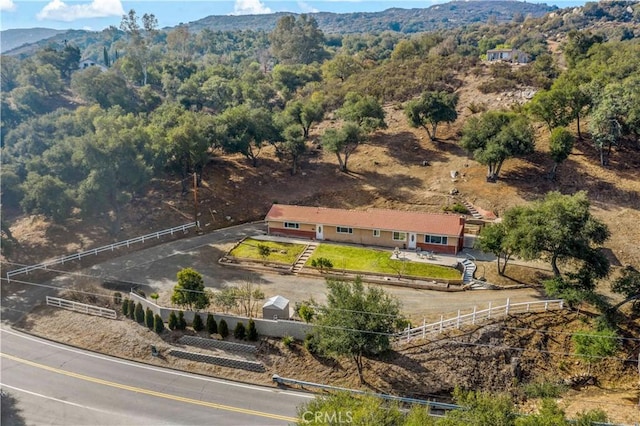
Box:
[265,204,464,236]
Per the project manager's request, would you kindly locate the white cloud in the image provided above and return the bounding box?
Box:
[37,0,125,22]
[0,0,16,12]
[233,0,272,15]
[297,1,319,13]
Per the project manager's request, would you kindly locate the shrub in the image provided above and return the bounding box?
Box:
[442,202,469,215]
[218,319,229,338]
[478,77,519,94]
[145,307,154,329]
[311,257,333,273]
[150,292,159,302]
[168,311,178,330]
[522,381,568,399]
[128,300,136,319]
[247,319,258,341]
[234,322,246,340]
[113,292,122,305]
[206,314,217,334]
[192,313,204,332]
[282,335,294,348]
[467,101,487,114]
[134,302,145,323]
[177,311,187,330]
[122,298,130,317]
[153,314,165,334]
[298,304,315,323]
[304,333,318,353]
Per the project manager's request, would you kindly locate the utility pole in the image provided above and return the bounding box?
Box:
[193,172,199,230]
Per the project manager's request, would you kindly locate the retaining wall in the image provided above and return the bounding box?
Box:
[168,349,265,372]
[129,292,312,340]
[178,335,257,354]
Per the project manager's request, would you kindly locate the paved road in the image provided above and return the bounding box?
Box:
[0,327,310,425]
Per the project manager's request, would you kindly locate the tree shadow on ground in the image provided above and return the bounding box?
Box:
[501,152,640,211]
[427,137,469,158]
[357,172,422,198]
[364,350,431,395]
[1,391,27,426]
[367,131,450,166]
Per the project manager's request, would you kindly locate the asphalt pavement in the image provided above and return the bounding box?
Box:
[0,327,310,425]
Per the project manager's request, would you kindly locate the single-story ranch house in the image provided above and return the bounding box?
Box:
[265,204,465,254]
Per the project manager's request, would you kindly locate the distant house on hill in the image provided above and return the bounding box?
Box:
[78,58,107,72]
[265,204,466,254]
[486,48,530,64]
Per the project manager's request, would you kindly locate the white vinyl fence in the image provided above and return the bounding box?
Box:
[398,299,564,343]
[6,222,198,281]
[46,296,117,319]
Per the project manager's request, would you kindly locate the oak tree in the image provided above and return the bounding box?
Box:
[314,277,404,384]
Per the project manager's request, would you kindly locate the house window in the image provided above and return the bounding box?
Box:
[284,222,300,229]
[337,226,353,234]
[372,229,380,237]
[425,235,448,245]
[392,232,406,241]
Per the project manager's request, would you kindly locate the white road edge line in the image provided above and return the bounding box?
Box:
[1,383,124,416]
[1,328,313,399]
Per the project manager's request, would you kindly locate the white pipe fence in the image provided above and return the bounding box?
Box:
[398,298,564,343]
[6,222,198,281]
[46,296,117,319]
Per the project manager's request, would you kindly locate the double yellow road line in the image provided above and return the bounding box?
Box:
[1,352,297,423]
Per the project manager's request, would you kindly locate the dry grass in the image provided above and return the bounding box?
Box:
[4,65,640,424]
[15,306,639,424]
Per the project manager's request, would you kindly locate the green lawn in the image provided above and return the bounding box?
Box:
[307,244,461,280]
[229,238,307,264]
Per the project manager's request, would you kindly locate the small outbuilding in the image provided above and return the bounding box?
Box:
[486,48,530,64]
[262,295,290,320]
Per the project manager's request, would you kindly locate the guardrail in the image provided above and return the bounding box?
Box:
[398,299,564,343]
[6,222,198,281]
[46,296,117,319]
[272,375,459,412]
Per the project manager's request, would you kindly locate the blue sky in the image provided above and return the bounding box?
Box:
[0,0,587,31]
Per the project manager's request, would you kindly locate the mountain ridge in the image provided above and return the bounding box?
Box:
[1,1,555,55]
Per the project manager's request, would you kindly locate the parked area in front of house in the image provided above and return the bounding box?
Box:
[43,223,544,324]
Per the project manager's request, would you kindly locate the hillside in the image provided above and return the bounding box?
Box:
[189,1,555,34]
[2,0,554,56]
[2,2,639,421]
[0,27,67,53]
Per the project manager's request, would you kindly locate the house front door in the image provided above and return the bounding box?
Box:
[408,233,417,249]
[316,225,324,240]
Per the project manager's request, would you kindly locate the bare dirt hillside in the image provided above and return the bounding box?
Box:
[5,70,639,271]
[3,64,640,423]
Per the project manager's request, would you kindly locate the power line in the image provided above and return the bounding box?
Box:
[502,326,640,342]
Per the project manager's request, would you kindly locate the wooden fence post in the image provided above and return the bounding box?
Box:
[506,298,510,315]
[456,310,461,329]
[439,315,443,333]
[422,318,426,339]
[472,306,476,325]
[488,301,492,319]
